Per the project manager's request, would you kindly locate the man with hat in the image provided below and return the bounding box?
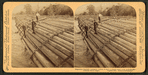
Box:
[94,20,98,34]
[36,12,40,22]
[84,25,88,38]
[32,19,36,34]
[22,24,26,38]
[98,14,102,23]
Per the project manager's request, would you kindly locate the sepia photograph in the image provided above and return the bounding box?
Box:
[3,2,145,72]
[75,3,137,67]
[12,3,74,67]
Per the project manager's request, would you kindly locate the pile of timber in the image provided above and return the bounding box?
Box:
[14,15,74,67]
[78,15,136,67]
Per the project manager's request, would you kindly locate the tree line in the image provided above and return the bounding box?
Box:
[80,4,136,17]
[16,4,73,16]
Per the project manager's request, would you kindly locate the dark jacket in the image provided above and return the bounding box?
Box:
[84,25,88,31]
[94,22,98,29]
[22,25,26,30]
[98,16,101,23]
[32,21,36,29]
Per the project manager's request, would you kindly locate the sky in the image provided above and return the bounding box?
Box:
[13,3,119,14]
[75,3,119,15]
[12,3,56,14]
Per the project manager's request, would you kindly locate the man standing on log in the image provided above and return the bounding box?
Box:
[22,25,26,38]
[98,14,101,23]
[32,19,36,34]
[94,20,98,34]
[77,17,80,26]
[36,12,40,22]
[84,25,88,38]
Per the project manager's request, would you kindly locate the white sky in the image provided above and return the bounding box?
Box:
[75,3,119,15]
[13,3,119,14]
[12,3,56,14]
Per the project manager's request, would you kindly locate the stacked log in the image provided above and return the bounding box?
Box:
[78,15,136,67]
[14,15,74,67]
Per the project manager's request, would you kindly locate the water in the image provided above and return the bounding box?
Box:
[74,21,97,67]
[11,19,36,67]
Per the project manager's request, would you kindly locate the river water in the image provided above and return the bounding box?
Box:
[11,19,36,67]
[74,21,97,67]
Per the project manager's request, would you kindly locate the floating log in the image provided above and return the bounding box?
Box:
[94,55,104,67]
[21,39,43,67]
[32,55,43,67]
[23,38,55,67]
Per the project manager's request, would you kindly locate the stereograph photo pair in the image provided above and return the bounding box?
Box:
[3,2,145,73]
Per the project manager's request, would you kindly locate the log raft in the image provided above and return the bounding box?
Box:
[78,15,136,67]
[14,15,74,67]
